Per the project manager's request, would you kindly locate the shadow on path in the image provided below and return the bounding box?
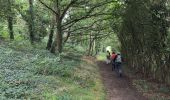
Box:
[98,61,147,100]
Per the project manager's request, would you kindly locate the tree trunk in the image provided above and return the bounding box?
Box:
[63,28,71,44]
[46,24,54,50]
[7,16,14,40]
[29,0,35,44]
[88,33,93,56]
[7,0,14,40]
[91,39,94,56]
[50,18,63,53]
[56,21,63,53]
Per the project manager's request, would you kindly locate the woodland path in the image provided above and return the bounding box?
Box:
[98,61,147,100]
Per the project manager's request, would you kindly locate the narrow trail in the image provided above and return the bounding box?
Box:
[98,61,147,100]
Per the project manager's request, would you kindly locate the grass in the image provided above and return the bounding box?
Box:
[96,52,106,61]
[0,41,105,100]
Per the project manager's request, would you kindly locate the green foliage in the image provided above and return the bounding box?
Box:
[159,87,170,94]
[119,0,170,85]
[96,52,107,61]
[0,42,105,99]
[35,58,77,77]
[132,79,170,100]
[151,96,169,100]
[1,31,9,39]
[133,80,150,93]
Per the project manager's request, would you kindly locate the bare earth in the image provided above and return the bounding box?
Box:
[98,61,147,100]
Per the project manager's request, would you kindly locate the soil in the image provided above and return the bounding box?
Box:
[98,61,147,100]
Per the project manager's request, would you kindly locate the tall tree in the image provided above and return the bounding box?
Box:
[119,0,170,84]
[28,0,35,44]
[7,0,14,40]
[46,18,55,50]
[38,0,114,53]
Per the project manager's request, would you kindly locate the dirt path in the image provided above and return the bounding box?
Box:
[98,61,147,100]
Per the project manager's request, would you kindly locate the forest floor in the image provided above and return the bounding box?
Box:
[98,61,147,100]
[0,42,105,100]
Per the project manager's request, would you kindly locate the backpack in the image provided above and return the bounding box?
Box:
[115,55,122,63]
[111,54,116,60]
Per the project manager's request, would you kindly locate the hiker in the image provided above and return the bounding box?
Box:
[106,51,111,64]
[111,52,117,71]
[115,53,123,77]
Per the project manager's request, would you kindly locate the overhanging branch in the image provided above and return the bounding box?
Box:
[38,0,58,16]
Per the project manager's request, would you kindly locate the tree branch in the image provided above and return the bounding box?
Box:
[61,0,114,28]
[62,12,112,28]
[69,33,112,43]
[63,17,112,33]
[60,0,77,19]
[38,0,58,15]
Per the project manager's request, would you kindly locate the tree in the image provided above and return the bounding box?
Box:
[16,0,49,43]
[0,0,15,40]
[28,0,35,44]
[119,0,170,84]
[46,17,55,50]
[38,0,114,53]
[7,0,14,40]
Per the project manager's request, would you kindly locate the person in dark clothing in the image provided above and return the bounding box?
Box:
[111,52,117,71]
[115,53,123,77]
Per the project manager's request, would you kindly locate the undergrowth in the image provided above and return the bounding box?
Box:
[0,41,105,100]
[123,65,170,100]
